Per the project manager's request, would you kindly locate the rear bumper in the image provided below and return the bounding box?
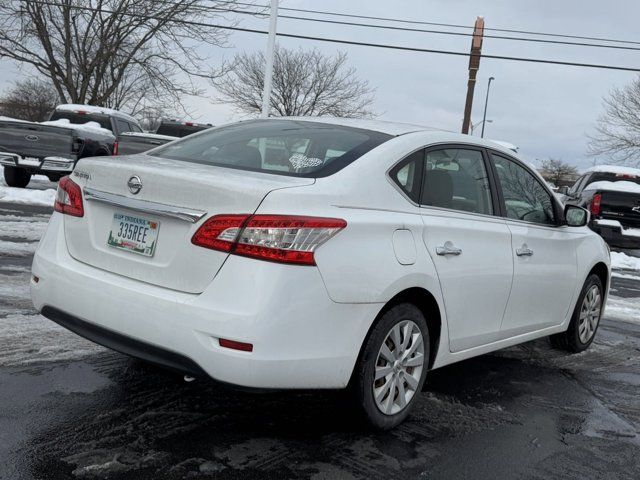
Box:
[591,221,640,249]
[31,213,380,389]
[41,305,208,378]
[1,151,75,173]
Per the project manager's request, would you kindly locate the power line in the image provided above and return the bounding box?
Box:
[15,0,640,73]
[213,5,640,53]
[240,1,640,47]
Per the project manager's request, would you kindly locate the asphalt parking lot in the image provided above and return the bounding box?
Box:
[1,182,640,480]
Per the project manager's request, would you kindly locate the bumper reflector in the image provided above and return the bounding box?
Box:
[219,338,253,352]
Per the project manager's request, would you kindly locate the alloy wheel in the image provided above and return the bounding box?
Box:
[373,320,425,415]
[578,284,602,344]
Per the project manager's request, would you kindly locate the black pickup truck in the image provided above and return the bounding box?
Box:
[0,104,142,188]
[114,119,212,155]
[561,165,640,249]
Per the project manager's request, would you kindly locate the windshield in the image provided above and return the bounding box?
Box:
[49,111,113,132]
[152,119,392,177]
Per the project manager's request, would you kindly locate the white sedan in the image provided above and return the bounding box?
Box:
[31,118,610,429]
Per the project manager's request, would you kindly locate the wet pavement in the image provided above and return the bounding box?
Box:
[1,187,640,480]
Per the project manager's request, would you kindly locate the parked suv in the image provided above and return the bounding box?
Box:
[561,165,640,249]
[32,118,609,429]
[0,104,142,187]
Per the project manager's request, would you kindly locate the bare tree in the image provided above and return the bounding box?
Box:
[214,47,376,117]
[0,79,59,121]
[0,0,254,115]
[539,158,578,186]
[588,76,640,165]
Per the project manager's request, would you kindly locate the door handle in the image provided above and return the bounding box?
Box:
[516,246,534,256]
[436,242,462,256]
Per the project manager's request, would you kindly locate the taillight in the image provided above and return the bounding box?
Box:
[191,214,346,265]
[590,193,602,216]
[112,141,119,155]
[54,176,84,217]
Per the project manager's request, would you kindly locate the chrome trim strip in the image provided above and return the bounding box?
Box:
[83,187,207,223]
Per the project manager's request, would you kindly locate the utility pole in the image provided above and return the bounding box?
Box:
[461,16,484,134]
[480,76,494,138]
[260,0,278,118]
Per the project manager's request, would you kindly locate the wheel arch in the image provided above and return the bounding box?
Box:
[351,287,443,383]
[588,261,610,293]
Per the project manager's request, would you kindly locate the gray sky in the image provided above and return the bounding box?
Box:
[1,0,639,170]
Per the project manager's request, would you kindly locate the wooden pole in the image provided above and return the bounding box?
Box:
[461,17,484,134]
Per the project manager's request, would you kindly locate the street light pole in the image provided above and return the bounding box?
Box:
[480,76,494,138]
[260,0,278,118]
[471,119,492,136]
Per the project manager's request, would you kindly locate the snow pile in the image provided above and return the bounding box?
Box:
[0,183,56,206]
[584,180,640,194]
[41,118,114,137]
[605,295,640,325]
[610,251,640,270]
[55,103,137,124]
[585,165,640,176]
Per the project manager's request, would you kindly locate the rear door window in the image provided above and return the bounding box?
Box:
[421,148,493,215]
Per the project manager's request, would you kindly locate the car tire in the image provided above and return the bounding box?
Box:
[550,274,604,353]
[352,303,430,430]
[3,166,31,188]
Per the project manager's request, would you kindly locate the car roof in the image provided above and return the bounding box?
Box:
[268,117,519,155]
[55,104,139,125]
[278,116,441,136]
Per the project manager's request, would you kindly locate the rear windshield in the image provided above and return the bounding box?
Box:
[152,119,392,177]
[49,111,112,132]
[156,123,211,137]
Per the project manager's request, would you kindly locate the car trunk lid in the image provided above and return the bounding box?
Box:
[64,154,314,293]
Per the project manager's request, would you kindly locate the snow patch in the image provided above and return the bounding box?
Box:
[55,103,138,124]
[0,313,104,366]
[0,220,48,241]
[611,252,640,270]
[41,118,114,137]
[584,180,640,194]
[585,165,640,176]
[0,184,56,206]
[0,272,31,300]
[0,115,30,123]
[0,239,38,256]
[605,295,640,325]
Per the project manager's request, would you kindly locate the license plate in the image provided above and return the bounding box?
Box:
[107,213,159,257]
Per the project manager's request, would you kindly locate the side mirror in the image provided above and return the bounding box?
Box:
[564,204,589,227]
[559,186,570,195]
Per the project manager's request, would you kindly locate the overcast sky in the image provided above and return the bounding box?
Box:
[1,0,639,170]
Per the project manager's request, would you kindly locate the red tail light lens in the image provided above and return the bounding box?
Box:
[112,141,119,155]
[192,214,346,265]
[590,193,602,216]
[219,338,253,352]
[54,176,84,217]
[191,214,249,252]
